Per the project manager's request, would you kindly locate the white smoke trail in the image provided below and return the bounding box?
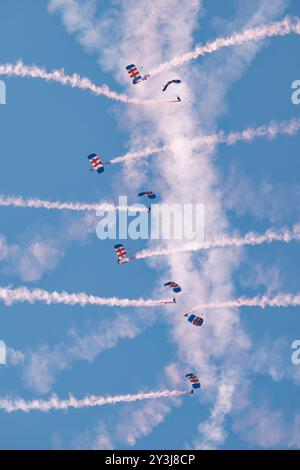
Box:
[190,293,300,311]
[0,120,296,200]
[2,118,296,216]
[217,117,300,145]
[0,61,179,106]
[0,195,148,213]
[1,15,300,106]
[0,389,190,413]
[135,226,300,260]
[0,286,175,308]
[109,144,169,165]
[149,15,300,76]
[108,118,300,166]
[0,120,295,214]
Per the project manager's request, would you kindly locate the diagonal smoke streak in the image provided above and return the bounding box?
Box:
[0,389,190,413]
[149,15,300,75]
[0,286,175,309]
[0,195,147,213]
[1,16,300,106]
[135,226,300,260]
[109,118,300,165]
[190,293,300,310]
[0,61,178,106]
[1,117,297,215]
[0,120,296,209]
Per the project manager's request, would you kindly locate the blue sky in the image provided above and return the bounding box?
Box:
[0,0,300,450]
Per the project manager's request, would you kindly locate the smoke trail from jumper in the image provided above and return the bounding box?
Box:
[0,119,296,183]
[149,16,300,76]
[108,118,300,166]
[0,61,179,106]
[135,226,300,260]
[0,286,175,309]
[0,389,191,413]
[189,293,300,311]
[1,16,300,105]
[0,195,148,213]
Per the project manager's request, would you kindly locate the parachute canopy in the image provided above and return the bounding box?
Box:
[184,313,204,327]
[164,281,182,294]
[186,373,201,391]
[162,79,181,92]
[114,244,129,264]
[125,64,150,85]
[87,153,104,174]
[138,191,157,200]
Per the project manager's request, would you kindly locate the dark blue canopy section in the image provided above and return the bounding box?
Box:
[162,79,181,92]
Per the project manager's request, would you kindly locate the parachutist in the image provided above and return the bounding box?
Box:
[126,64,143,85]
[164,282,182,294]
[186,373,201,392]
[87,153,105,174]
[138,191,157,200]
[114,244,131,264]
[184,313,204,327]
[138,192,157,214]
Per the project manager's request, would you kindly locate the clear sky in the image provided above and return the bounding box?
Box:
[0,0,300,450]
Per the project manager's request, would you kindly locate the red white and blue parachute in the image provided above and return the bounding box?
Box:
[162,79,181,92]
[138,191,157,200]
[114,244,131,264]
[184,313,204,327]
[87,153,104,174]
[186,373,201,393]
[126,64,149,85]
[164,282,182,294]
